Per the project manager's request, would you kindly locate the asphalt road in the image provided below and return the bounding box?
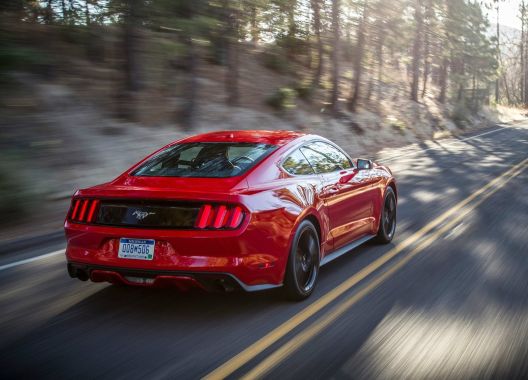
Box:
[1,122,528,379]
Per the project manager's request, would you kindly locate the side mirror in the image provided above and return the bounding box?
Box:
[357,158,373,170]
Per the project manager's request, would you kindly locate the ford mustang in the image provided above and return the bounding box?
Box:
[65,130,397,300]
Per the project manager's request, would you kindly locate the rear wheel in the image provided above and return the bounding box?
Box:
[374,187,397,244]
[283,220,320,301]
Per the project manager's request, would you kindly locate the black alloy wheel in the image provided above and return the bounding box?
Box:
[283,220,320,301]
[375,187,397,244]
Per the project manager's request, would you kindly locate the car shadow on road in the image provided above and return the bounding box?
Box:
[0,280,301,378]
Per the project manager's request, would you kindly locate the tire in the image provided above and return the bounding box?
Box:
[374,186,397,244]
[283,220,320,301]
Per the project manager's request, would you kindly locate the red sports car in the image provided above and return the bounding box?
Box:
[65,130,397,299]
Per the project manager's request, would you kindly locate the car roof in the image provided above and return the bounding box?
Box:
[178,130,306,146]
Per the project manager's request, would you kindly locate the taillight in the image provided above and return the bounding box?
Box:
[69,198,100,224]
[227,206,243,228]
[195,204,213,228]
[87,200,100,221]
[195,204,245,230]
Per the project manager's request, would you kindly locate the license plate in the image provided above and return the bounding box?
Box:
[118,238,155,260]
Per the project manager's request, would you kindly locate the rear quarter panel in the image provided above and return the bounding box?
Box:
[242,141,331,270]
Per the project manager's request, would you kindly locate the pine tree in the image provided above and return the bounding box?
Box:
[410,0,423,102]
[348,0,368,112]
[330,0,340,114]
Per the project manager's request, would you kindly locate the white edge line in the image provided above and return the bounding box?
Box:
[459,126,507,142]
[0,249,65,271]
[377,126,507,163]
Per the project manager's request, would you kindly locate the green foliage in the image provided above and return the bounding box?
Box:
[294,80,313,100]
[261,46,291,74]
[159,39,186,57]
[275,34,310,59]
[58,24,90,44]
[0,44,50,82]
[0,0,506,116]
[0,45,47,72]
[386,116,407,135]
[0,164,30,224]
[266,87,297,110]
[443,0,498,105]
[451,101,470,129]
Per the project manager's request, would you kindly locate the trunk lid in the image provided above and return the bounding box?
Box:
[77,175,248,202]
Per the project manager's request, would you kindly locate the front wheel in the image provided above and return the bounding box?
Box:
[374,187,397,244]
[283,220,320,301]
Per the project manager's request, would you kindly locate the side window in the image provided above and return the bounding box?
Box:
[307,142,352,169]
[300,147,338,174]
[282,149,315,175]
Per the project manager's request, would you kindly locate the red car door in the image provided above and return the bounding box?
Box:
[300,142,377,250]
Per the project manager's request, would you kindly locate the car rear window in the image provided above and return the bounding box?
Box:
[132,142,276,178]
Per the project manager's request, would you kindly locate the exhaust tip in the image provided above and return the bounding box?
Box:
[77,269,89,281]
[67,264,89,281]
[216,278,235,292]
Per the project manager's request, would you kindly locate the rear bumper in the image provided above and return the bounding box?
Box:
[64,219,291,290]
[67,262,281,292]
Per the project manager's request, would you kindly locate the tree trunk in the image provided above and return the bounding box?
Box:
[61,0,67,23]
[502,72,512,104]
[525,28,528,106]
[181,35,197,130]
[44,0,53,24]
[495,3,500,103]
[85,0,90,25]
[250,4,259,47]
[310,0,323,88]
[421,0,432,98]
[438,56,448,104]
[225,3,239,106]
[457,82,463,102]
[377,26,384,100]
[117,0,142,120]
[366,72,373,102]
[123,0,141,93]
[307,27,313,69]
[348,0,368,112]
[306,5,312,69]
[288,0,297,37]
[68,0,75,25]
[471,73,476,110]
[330,0,340,114]
[430,42,441,86]
[410,0,423,102]
[521,0,528,107]
[345,6,352,60]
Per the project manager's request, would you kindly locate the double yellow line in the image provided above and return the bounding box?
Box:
[205,157,528,380]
